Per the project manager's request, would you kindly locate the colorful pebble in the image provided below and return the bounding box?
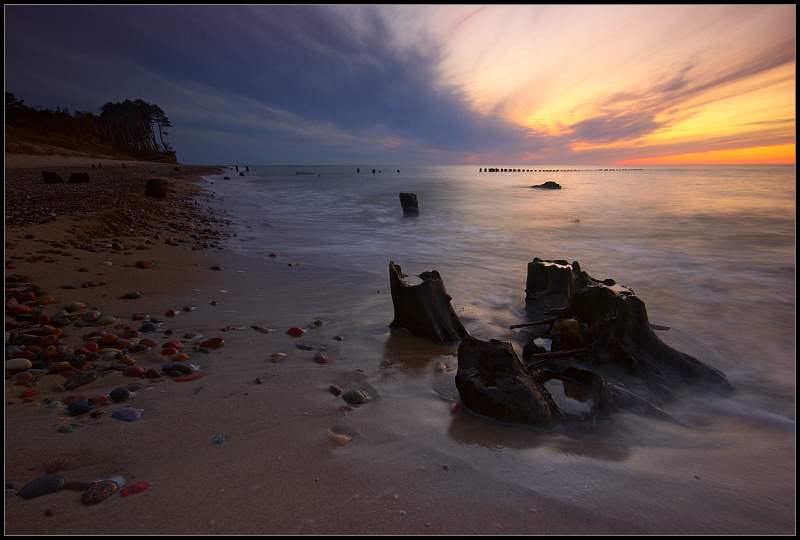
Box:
[81,479,119,504]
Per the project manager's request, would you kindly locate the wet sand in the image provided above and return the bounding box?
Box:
[4,156,792,535]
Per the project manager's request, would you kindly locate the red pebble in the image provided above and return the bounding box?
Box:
[39,334,58,347]
[120,481,150,497]
[60,370,76,378]
[286,327,304,337]
[123,365,145,377]
[87,395,110,407]
[162,340,184,349]
[161,347,178,355]
[199,337,223,348]
[44,508,55,517]
[98,333,118,346]
[20,389,36,398]
[143,368,163,378]
[135,260,155,269]
[313,353,328,365]
[45,456,69,474]
[16,292,37,303]
[173,372,207,382]
[83,341,99,353]
[11,304,32,316]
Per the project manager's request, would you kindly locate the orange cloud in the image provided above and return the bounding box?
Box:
[616,144,795,165]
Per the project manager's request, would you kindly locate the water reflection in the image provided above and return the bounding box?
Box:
[446,406,634,462]
[380,328,459,377]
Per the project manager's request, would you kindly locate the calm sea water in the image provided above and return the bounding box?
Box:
[205,163,794,532]
[208,163,794,409]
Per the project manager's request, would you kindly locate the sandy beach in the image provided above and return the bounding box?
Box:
[2,156,604,535]
[5,156,793,535]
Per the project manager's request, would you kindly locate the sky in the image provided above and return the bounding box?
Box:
[4,4,796,166]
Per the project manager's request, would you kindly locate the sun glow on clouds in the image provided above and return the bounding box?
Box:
[412,4,796,164]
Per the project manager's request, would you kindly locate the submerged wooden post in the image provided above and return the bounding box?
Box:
[399,192,419,216]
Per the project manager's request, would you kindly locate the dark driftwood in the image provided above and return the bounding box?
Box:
[388,261,468,344]
[455,257,734,431]
[455,336,556,428]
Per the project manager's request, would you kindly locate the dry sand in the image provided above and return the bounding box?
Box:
[6,155,764,535]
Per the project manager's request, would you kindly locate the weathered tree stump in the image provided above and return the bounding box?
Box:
[456,336,556,428]
[454,257,734,430]
[399,192,419,216]
[41,171,64,184]
[144,178,168,198]
[524,257,734,393]
[388,261,468,344]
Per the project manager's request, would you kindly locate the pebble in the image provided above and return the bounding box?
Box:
[64,302,87,312]
[313,353,329,365]
[270,352,287,363]
[17,474,66,500]
[109,388,133,403]
[45,457,69,475]
[67,400,93,416]
[111,407,142,422]
[87,394,110,407]
[286,326,305,337]
[123,365,145,377]
[63,370,98,391]
[327,429,352,448]
[5,358,32,371]
[174,372,206,382]
[81,479,119,504]
[213,434,229,445]
[342,389,369,405]
[199,337,223,349]
[296,343,314,351]
[161,361,195,375]
[119,481,150,497]
[134,260,155,269]
[138,322,159,332]
[329,385,342,396]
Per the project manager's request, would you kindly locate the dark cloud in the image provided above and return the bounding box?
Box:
[5,4,540,164]
[3,5,794,164]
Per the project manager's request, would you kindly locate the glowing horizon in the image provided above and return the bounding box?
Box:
[615,143,795,166]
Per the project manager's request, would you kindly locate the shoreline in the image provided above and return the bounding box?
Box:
[5,156,792,535]
[4,156,587,535]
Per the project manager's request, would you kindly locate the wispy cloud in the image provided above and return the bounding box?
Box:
[4,4,795,164]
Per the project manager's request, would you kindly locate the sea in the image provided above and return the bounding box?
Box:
[204,163,795,532]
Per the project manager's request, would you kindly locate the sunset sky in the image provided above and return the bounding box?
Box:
[4,5,796,165]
